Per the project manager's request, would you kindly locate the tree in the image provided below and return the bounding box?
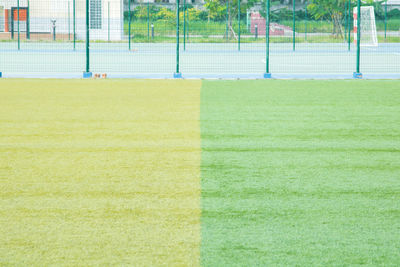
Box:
[156,7,175,22]
[204,0,263,22]
[204,0,259,38]
[307,0,382,36]
[204,0,227,21]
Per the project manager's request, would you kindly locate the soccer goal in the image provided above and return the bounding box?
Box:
[353,6,378,47]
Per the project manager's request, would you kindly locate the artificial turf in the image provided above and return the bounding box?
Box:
[200,80,400,266]
[0,79,399,266]
[0,79,202,266]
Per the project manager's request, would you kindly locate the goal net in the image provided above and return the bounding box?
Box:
[353,6,378,47]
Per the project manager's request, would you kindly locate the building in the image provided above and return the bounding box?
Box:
[385,0,400,10]
[0,0,124,40]
[250,12,293,37]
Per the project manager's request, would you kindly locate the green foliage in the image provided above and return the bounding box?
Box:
[259,1,307,21]
[156,7,176,21]
[123,17,400,43]
[307,0,350,35]
[187,7,205,21]
[134,6,150,19]
[124,0,393,36]
[308,0,342,20]
[125,0,391,26]
[204,0,259,22]
[132,5,161,20]
[270,7,294,21]
[308,0,383,20]
[376,18,400,31]
[204,0,227,21]
[126,5,208,22]
[270,8,308,21]
[387,8,400,19]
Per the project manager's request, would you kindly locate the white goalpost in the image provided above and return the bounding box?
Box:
[353,6,378,47]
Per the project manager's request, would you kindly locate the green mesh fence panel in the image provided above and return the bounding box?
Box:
[178,0,268,75]
[0,0,86,74]
[364,0,399,74]
[266,0,355,74]
[0,0,398,77]
[90,0,176,75]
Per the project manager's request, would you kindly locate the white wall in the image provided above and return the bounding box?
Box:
[0,0,28,9]
[0,0,123,40]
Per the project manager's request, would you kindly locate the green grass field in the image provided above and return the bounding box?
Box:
[1,79,399,266]
[201,80,400,266]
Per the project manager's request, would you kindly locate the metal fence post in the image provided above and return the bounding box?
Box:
[292,0,295,51]
[129,0,132,50]
[264,0,271,78]
[226,0,229,41]
[73,0,76,50]
[52,19,56,41]
[17,0,20,50]
[184,0,186,51]
[246,10,249,31]
[354,0,362,78]
[174,0,182,78]
[385,0,387,40]
[186,7,189,41]
[345,0,348,41]
[108,2,110,42]
[68,1,71,40]
[238,0,240,51]
[348,0,351,51]
[147,1,150,41]
[27,0,30,39]
[84,0,92,78]
[304,0,307,41]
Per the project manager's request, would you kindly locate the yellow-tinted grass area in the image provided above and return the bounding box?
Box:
[0,79,201,266]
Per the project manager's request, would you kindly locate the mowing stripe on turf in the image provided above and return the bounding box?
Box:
[0,79,202,266]
[200,80,400,266]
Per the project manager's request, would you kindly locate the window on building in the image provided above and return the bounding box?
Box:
[90,0,102,29]
[0,6,4,32]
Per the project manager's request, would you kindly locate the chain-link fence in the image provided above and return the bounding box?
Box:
[0,0,398,78]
